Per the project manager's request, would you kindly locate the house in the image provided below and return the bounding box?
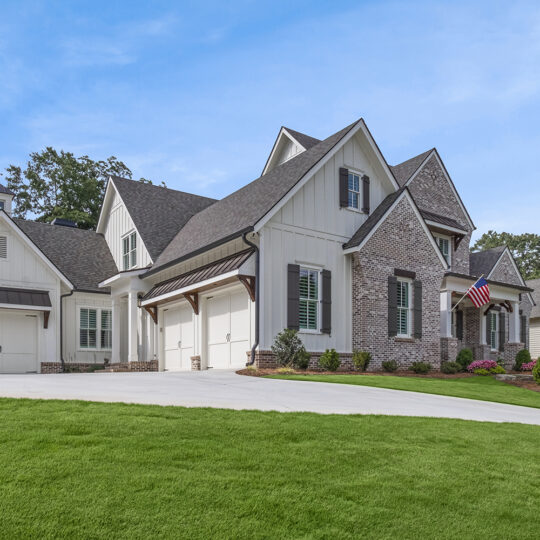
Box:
[0,118,534,374]
[526,278,540,359]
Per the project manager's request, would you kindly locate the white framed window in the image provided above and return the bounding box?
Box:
[347,171,361,210]
[79,307,112,350]
[299,267,320,332]
[122,231,137,270]
[397,278,412,337]
[489,312,498,351]
[434,234,451,265]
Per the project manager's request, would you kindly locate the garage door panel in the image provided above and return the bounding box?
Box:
[230,340,249,369]
[208,342,228,369]
[230,290,250,342]
[207,294,229,345]
[0,311,38,373]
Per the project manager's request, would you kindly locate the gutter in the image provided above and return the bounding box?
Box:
[242,231,259,366]
[59,289,74,372]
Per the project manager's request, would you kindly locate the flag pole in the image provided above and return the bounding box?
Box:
[450,275,484,312]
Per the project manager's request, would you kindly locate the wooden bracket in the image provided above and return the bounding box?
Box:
[484,303,495,316]
[238,275,256,302]
[43,311,50,329]
[501,301,513,313]
[183,292,199,314]
[454,234,465,251]
[144,306,158,324]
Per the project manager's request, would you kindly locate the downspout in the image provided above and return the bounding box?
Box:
[242,231,259,366]
[60,290,74,372]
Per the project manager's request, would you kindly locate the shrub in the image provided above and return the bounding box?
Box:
[533,361,540,385]
[521,360,537,371]
[382,360,399,372]
[318,349,341,371]
[352,351,371,372]
[409,361,432,374]
[514,349,531,371]
[441,361,460,374]
[295,350,311,370]
[491,365,506,374]
[456,348,473,372]
[467,360,497,373]
[474,368,490,376]
[271,329,307,367]
[86,364,105,373]
[276,367,296,374]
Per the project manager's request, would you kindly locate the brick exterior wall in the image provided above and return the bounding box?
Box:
[405,155,472,275]
[191,355,201,371]
[41,362,102,374]
[251,350,355,370]
[489,251,522,286]
[502,342,524,369]
[440,337,459,362]
[352,195,446,370]
[106,360,158,372]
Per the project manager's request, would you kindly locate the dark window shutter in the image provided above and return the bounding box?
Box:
[456,310,464,341]
[498,312,506,351]
[339,167,349,208]
[287,264,300,330]
[486,312,491,345]
[361,175,370,214]
[321,269,331,334]
[388,276,398,337]
[413,280,422,339]
[520,315,527,344]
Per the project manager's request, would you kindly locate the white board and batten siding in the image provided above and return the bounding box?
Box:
[0,219,63,370]
[62,292,113,364]
[102,186,152,270]
[260,132,394,352]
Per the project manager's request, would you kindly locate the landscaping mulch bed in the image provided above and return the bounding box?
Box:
[503,379,540,392]
[237,368,477,379]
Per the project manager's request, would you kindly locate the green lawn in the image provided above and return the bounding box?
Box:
[268,373,540,409]
[0,399,539,539]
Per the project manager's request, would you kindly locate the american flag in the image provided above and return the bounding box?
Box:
[467,277,490,308]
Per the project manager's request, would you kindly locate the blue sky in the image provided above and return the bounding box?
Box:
[1,0,539,239]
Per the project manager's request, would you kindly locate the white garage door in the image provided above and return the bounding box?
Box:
[207,288,250,369]
[163,304,194,371]
[0,310,38,373]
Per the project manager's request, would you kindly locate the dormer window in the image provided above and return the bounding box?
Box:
[122,231,137,270]
[434,234,451,265]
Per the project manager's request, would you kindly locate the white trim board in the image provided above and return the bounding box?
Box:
[343,189,449,269]
[261,127,309,176]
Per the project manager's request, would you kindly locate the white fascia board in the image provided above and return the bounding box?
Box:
[0,212,74,290]
[96,177,114,234]
[98,178,154,264]
[140,268,242,307]
[261,128,308,176]
[425,220,468,235]
[442,276,520,301]
[98,269,143,288]
[406,150,475,231]
[0,303,52,311]
[343,190,448,269]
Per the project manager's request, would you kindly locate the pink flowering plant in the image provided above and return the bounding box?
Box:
[467,360,498,373]
[521,361,537,371]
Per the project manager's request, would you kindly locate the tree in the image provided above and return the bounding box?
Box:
[1,148,148,229]
[471,231,540,280]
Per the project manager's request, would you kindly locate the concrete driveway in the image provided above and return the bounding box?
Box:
[0,370,539,425]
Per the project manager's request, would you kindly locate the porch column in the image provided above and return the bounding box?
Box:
[147,311,155,361]
[480,306,487,344]
[128,291,139,363]
[112,296,121,364]
[509,301,520,343]
[440,291,452,337]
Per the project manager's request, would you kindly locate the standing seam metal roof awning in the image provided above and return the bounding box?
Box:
[143,248,255,303]
[0,286,52,308]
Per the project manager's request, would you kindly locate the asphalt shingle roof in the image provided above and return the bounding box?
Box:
[526,278,540,318]
[390,149,433,186]
[110,177,216,262]
[14,219,118,292]
[469,245,506,278]
[283,127,321,150]
[343,188,405,250]
[0,183,15,195]
[419,208,467,231]
[147,120,360,276]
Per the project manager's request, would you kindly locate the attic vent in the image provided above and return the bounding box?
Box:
[0,236,6,259]
[51,218,77,228]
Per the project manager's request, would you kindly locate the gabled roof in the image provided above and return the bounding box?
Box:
[107,177,216,261]
[469,246,506,277]
[282,127,321,150]
[419,208,467,232]
[390,149,433,186]
[0,183,15,195]
[14,219,118,292]
[526,278,540,318]
[343,188,405,250]
[146,120,361,277]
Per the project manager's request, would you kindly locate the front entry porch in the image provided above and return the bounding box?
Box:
[440,274,528,367]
